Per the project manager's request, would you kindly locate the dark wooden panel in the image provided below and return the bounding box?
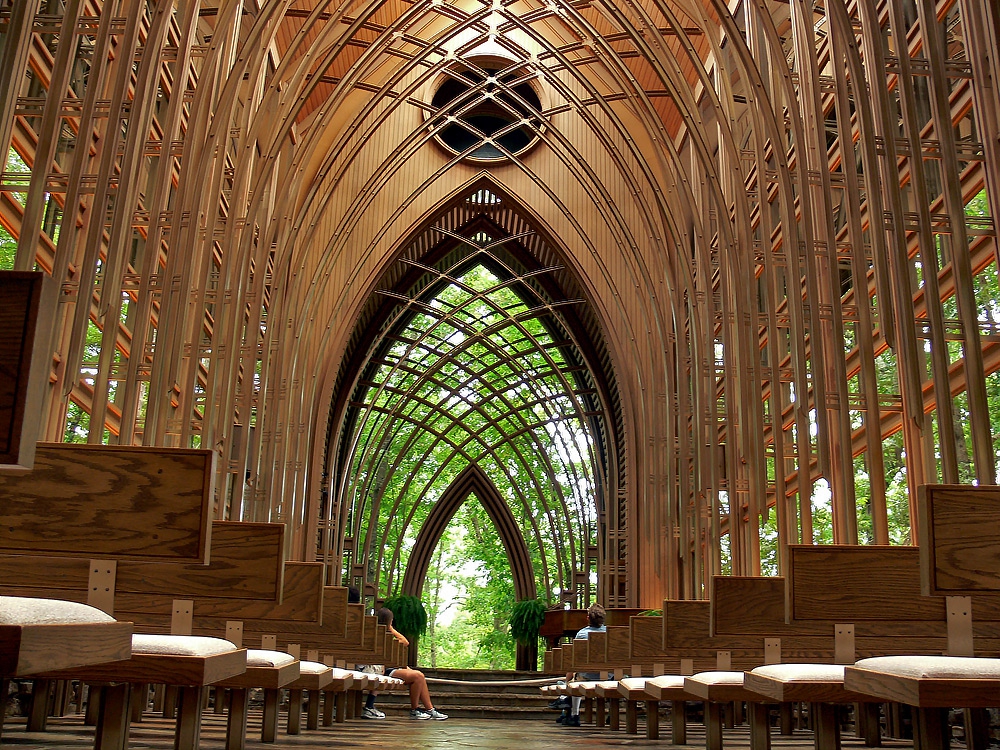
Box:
[323,586,348,637]
[0,271,46,470]
[114,562,322,621]
[0,443,214,562]
[115,522,284,599]
[919,484,1000,595]
[629,615,665,659]
[788,545,946,621]
[662,600,710,648]
[712,576,788,635]
[0,523,284,602]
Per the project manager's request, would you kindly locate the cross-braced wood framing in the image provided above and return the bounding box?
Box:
[1,0,998,605]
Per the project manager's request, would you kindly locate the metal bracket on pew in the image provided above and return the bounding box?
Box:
[226,621,244,647]
[88,560,117,615]
[946,595,973,656]
[835,623,855,664]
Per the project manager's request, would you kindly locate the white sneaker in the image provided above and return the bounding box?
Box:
[410,709,431,720]
[362,707,384,719]
[426,708,448,721]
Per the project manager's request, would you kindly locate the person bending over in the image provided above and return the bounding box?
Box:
[378,607,448,720]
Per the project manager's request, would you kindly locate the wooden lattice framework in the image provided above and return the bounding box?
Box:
[1,0,998,606]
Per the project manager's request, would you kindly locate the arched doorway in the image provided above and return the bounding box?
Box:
[321,181,626,667]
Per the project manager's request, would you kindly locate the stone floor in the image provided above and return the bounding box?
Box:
[0,710,918,750]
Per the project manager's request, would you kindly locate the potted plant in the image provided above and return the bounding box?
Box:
[383,594,427,667]
[509,598,547,671]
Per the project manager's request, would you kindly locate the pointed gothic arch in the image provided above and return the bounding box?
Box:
[400,464,535,603]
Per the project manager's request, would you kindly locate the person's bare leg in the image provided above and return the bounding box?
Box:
[392,668,434,710]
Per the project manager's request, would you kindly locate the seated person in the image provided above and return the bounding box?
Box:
[560,602,606,727]
[378,606,448,721]
[349,586,386,719]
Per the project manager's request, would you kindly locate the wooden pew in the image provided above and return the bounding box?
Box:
[212,649,299,748]
[34,633,246,750]
[0,596,133,741]
[843,485,1000,750]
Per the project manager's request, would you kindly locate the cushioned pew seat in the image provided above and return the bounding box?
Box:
[746,664,881,750]
[685,672,771,750]
[0,596,132,678]
[34,633,245,750]
[212,648,298,748]
[844,655,1000,706]
[619,675,699,741]
[321,667,356,725]
[285,660,333,733]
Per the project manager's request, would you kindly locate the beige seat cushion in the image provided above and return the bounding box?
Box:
[750,664,845,682]
[0,596,116,625]
[853,655,1000,679]
[246,649,296,667]
[132,634,238,657]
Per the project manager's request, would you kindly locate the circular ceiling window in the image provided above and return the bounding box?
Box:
[429,60,544,162]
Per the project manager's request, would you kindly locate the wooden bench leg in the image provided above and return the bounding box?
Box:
[152,684,165,713]
[706,701,725,750]
[913,707,949,750]
[261,688,279,742]
[335,691,347,724]
[964,708,989,750]
[583,696,593,725]
[595,696,606,729]
[226,688,249,750]
[646,699,660,740]
[175,685,204,750]
[886,703,902,739]
[306,690,320,730]
[609,697,620,731]
[862,702,881,747]
[724,701,736,729]
[85,683,101,726]
[130,684,147,723]
[813,703,840,750]
[214,686,227,714]
[750,702,772,750]
[322,691,335,726]
[0,678,8,741]
[163,685,178,719]
[94,683,131,750]
[780,702,795,735]
[28,679,52,731]
[353,689,363,718]
[672,700,688,744]
[287,688,303,734]
[626,699,638,734]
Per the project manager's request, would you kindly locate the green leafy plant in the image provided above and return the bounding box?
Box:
[509,598,546,646]
[383,594,428,639]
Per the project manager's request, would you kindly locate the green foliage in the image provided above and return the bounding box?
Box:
[383,594,427,639]
[509,598,546,646]
[0,225,15,270]
[637,609,662,617]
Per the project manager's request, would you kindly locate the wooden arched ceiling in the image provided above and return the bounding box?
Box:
[9,0,998,609]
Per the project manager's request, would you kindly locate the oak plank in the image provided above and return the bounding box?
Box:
[0,443,214,562]
[918,484,1000,595]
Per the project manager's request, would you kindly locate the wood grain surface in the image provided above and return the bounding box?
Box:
[0,444,214,561]
[919,484,1000,595]
[788,545,946,621]
[0,621,133,677]
[712,577,788,635]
